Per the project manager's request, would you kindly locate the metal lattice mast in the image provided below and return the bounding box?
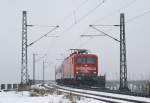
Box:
[43,61,45,84]
[21,11,28,84]
[20,11,59,86]
[81,13,129,91]
[33,53,35,85]
[119,13,128,90]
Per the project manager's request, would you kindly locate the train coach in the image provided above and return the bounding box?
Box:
[56,49,105,87]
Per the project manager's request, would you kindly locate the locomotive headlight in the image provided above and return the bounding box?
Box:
[76,71,79,74]
[94,72,96,74]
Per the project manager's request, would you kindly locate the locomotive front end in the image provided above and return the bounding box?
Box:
[75,54,98,80]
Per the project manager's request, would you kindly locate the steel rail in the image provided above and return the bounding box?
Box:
[44,84,150,103]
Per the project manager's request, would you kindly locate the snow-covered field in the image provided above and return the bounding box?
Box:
[0,91,105,103]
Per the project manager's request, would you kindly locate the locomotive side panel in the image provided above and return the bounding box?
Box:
[63,56,75,79]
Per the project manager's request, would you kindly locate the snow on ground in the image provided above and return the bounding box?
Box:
[0,91,105,103]
[57,85,150,102]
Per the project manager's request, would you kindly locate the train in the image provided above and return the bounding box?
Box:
[55,49,105,88]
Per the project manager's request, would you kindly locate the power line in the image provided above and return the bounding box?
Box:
[58,0,136,45]
[70,28,89,47]
[59,0,89,26]
[77,0,105,23]
[93,0,138,24]
[59,0,106,36]
[78,37,93,48]
[47,0,106,54]
[126,10,150,23]
[43,0,90,57]
[75,0,89,11]
[74,23,119,48]
[35,54,47,63]
[71,0,138,48]
[55,0,136,45]
[45,0,139,63]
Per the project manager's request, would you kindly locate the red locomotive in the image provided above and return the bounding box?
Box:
[56,49,105,87]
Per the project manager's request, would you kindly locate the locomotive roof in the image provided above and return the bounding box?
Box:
[64,49,98,60]
[73,53,98,57]
[69,53,97,58]
[63,53,98,61]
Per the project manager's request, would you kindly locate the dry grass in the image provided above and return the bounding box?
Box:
[63,92,81,103]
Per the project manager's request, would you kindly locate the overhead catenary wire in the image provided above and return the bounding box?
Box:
[50,1,150,78]
[44,0,90,58]
[126,10,150,23]
[74,24,119,49]
[77,0,105,23]
[93,0,138,24]
[77,1,150,49]
[78,37,93,48]
[58,26,90,56]
[35,54,47,63]
[58,0,106,36]
[76,25,120,49]
[45,0,106,58]
[45,0,143,63]
[69,28,90,47]
[74,0,138,48]
[58,0,90,26]
[26,0,145,81]
[28,0,89,56]
[48,0,136,48]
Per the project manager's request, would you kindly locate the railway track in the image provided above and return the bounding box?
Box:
[43,84,150,103]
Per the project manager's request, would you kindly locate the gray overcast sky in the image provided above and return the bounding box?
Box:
[0,0,150,83]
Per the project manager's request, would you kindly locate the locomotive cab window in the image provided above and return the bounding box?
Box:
[77,57,96,64]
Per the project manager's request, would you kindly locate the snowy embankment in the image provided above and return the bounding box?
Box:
[0,91,68,103]
[0,85,105,103]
